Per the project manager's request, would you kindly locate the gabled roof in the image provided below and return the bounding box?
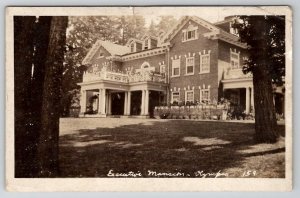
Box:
[141,33,158,41]
[82,40,130,65]
[126,38,143,46]
[160,16,247,49]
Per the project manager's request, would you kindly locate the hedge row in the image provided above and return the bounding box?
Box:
[154,106,227,120]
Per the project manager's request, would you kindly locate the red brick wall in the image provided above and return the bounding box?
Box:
[218,40,248,64]
[88,46,123,72]
[167,19,219,103]
[122,54,165,73]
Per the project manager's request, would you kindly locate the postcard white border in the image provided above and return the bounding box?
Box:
[5,6,293,192]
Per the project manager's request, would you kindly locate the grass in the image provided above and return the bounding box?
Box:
[59,118,285,178]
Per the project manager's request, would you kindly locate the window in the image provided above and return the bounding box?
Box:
[172,92,180,103]
[141,62,150,69]
[144,39,149,50]
[182,25,198,42]
[130,43,135,52]
[186,57,194,75]
[185,90,194,103]
[160,65,166,74]
[200,54,210,73]
[98,50,104,58]
[172,59,180,77]
[200,89,210,103]
[182,30,197,42]
[230,51,240,69]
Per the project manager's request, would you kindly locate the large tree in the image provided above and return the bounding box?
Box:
[14,16,36,177]
[233,16,285,143]
[14,16,68,177]
[37,16,68,177]
[155,16,178,34]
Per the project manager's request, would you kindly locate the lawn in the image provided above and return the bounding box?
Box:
[59,118,285,178]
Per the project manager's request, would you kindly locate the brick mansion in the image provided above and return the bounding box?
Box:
[78,16,285,118]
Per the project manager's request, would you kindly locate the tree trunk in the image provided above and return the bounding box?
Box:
[37,16,68,177]
[251,17,279,143]
[14,16,36,177]
[29,16,53,175]
[253,68,279,143]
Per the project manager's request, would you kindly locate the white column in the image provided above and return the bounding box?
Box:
[97,89,102,114]
[101,89,106,114]
[245,87,250,114]
[108,92,112,115]
[141,90,145,115]
[124,92,128,115]
[80,90,87,113]
[127,91,131,116]
[105,91,109,115]
[144,90,149,116]
[251,87,254,112]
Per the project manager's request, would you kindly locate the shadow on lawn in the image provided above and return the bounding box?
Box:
[58,120,285,178]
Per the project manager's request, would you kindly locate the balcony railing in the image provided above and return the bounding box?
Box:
[82,70,166,84]
[223,68,252,80]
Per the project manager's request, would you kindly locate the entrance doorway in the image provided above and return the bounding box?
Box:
[131,91,142,115]
[111,92,125,115]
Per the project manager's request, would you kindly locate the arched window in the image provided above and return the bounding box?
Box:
[141,62,150,69]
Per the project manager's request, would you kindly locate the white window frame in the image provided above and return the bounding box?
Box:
[200,89,210,103]
[160,64,166,74]
[230,51,240,69]
[171,92,180,103]
[143,38,150,50]
[182,25,198,42]
[199,54,210,74]
[171,59,180,77]
[130,43,135,53]
[185,57,195,75]
[185,90,194,103]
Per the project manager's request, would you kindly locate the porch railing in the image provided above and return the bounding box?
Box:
[83,70,166,84]
[223,68,252,80]
[128,71,166,83]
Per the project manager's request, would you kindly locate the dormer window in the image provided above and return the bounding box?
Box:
[182,24,198,42]
[144,39,149,50]
[130,43,135,53]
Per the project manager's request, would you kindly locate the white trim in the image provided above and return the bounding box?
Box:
[185,56,195,75]
[182,26,198,42]
[122,48,167,61]
[185,90,194,103]
[171,58,181,77]
[199,53,210,74]
[200,89,210,103]
[230,50,240,69]
[143,38,150,50]
[171,91,180,103]
[160,64,166,74]
[141,61,150,69]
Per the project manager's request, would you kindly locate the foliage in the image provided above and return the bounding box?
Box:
[233,15,285,143]
[233,16,285,85]
[155,16,178,35]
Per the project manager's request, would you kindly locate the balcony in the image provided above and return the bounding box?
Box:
[82,69,166,84]
[223,68,252,80]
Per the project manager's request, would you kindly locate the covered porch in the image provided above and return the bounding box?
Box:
[222,78,254,114]
[78,80,167,118]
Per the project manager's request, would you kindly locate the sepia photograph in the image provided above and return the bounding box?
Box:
[5,6,292,191]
